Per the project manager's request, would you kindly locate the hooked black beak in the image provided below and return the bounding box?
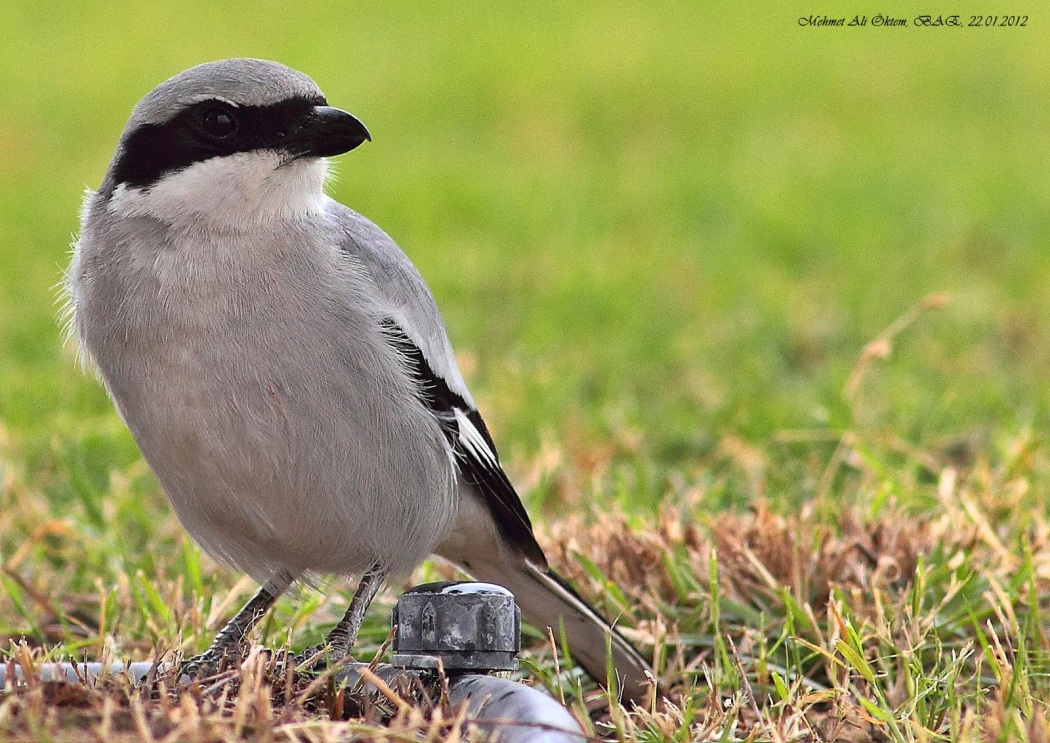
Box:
[287,106,371,159]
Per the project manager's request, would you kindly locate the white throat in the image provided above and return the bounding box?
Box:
[108,153,329,231]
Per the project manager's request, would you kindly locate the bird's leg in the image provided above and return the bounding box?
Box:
[179,574,291,679]
[297,563,386,668]
[326,563,387,658]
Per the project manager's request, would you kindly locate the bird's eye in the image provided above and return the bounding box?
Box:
[200,106,239,139]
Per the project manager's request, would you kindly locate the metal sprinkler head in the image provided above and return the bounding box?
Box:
[390,581,520,672]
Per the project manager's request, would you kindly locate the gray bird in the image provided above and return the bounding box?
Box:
[65,58,651,706]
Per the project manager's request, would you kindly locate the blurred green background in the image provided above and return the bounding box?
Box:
[1,1,1048,521]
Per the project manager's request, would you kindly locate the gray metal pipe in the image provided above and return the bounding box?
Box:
[446,673,587,743]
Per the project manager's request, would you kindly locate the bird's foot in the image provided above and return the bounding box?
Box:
[177,647,240,681]
[291,643,344,672]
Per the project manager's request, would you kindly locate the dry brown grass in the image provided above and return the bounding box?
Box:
[0,480,1046,741]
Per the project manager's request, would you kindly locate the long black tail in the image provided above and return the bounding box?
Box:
[466,555,652,706]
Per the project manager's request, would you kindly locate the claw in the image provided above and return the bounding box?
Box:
[177,649,232,680]
[291,643,332,672]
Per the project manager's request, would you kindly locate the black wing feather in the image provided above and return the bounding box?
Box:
[380,320,547,566]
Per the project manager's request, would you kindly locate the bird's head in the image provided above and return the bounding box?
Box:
[100,58,370,231]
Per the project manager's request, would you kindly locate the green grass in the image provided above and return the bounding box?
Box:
[1,1,1049,740]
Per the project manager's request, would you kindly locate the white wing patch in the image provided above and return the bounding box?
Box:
[454,408,498,467]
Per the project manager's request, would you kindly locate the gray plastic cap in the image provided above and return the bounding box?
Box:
[390,581,520,671]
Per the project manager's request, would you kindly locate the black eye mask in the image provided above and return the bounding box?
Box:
[110,94,328,190]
